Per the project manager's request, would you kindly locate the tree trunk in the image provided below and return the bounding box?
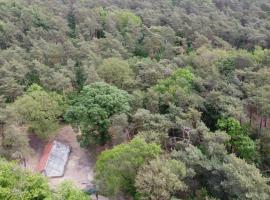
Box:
[264,117,267,127]
[239,115,242,125]
[249,110,252,125]
[260,117,263,130]
[22,157,26,168]
[0,123,5,142]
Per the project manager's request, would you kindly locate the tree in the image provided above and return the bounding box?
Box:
[132,58,168,89]
[0,60,27,102]
[53,181,90,200]
[97,57,134,89]
[217,117,257,161]
[1,1,270,199]
[172,139,270,200]
[154,68,194,94]
[149,68,198,114]
[131,109,173,134]
[109,113,129,145]
[65,82,131,145]
[95,137,161,198]
[202,91,243,131]
[0,159,51,200]
[67,5,77,38]
[136,130,168,149]
[135,158,187,200]
[200,130,231,159]
[0,125,32,163]
[90,35,128,58]
[217,117,242,136]
[112,10,141,36]
[0,106,32,162]
[111,10,142,52]
[221,155,270,200]
[260,130,270,166]
[10,84,65,139]
[248,85,270,129]
[142,26,177,60]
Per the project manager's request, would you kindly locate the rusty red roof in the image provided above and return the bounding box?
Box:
[37,141,71,177]
[37,142,53,172]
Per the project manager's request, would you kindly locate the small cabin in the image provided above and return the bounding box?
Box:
[37,141,71,177]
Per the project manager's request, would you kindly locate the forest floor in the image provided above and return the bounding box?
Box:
[25,125,108,200]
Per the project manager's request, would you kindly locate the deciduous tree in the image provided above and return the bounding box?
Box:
[95,137,161,198]
[0,159,51,200]
[65,82,131,145]
[135,158,187,200]
[10,84,65,139]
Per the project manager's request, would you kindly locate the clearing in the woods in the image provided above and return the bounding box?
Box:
[26,126,96,189]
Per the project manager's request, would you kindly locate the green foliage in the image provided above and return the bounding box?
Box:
[248,85,270,118]
[221,155,270,200]
[136,130,168,148]
[95,137,161,197]
[230,134,256,161]
[135,158,187,200]
[1,0,270,199]
[31,7,51,30]
[53,181,90,200]
[0,125,32,160]
[97,57,134,89]
[200,130,231,158]
[217,118,257,161]
[113,10,141,35]
[65,82,131,145]
[202,91,243,131]
[194,188,220,200]
[154,68,194,94]
[260,130,270,166]
[217,117,242,136]
[10,84,65,139]
[132,109,173,133]
[0,159,51,200]
[172,142,270,200]
[109,9,142,52]
[74,62,87,90]
[218,57,236,77]
[67,9,77,38]
[0,159,90,200]
[131,58,168,89]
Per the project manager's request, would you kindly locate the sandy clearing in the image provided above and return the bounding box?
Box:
[48,126,95,188]
[25,125,108,200]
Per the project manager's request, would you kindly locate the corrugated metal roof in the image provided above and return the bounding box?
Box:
[37,143,53,172]
[38,141,71,177]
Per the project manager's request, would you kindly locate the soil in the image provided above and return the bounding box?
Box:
[49,126,95,188]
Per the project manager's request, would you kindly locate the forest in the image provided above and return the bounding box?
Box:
[0,0,270,199]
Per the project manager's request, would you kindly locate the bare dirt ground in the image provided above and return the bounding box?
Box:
[49,126,95,188]
[25,125,108,200]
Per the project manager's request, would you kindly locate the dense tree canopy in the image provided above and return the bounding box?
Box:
[0,0,270,199]
[65,82,131,145]
[95,137,161,198]
[10,84,65,139]
[97,57,134,89]
[135,158,187,200]
[217,117,257,161]
[53,181,90,200]
[0,159,51,200]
